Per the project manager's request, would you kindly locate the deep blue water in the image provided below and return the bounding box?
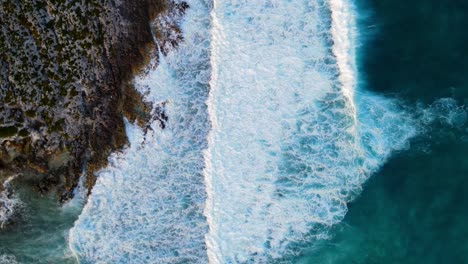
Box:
[299,0,468,263]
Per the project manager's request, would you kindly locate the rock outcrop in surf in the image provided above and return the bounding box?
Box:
[0,0,186,225]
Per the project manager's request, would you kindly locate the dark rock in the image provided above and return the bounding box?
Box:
[0,0,185,212]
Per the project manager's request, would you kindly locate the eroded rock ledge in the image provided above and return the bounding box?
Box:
[0,0,187,219]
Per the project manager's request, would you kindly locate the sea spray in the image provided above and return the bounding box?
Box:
[69,0,212,262]
[0,175,22,229]
[203,0,422,262]
[69,0,467,263]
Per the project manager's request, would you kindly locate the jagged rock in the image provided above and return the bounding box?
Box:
[0,0,183,211]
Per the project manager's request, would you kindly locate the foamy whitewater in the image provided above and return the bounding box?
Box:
[0,175,22,229]
[69,0,212,262]
[204,0,417,262]
[69,0,424,263]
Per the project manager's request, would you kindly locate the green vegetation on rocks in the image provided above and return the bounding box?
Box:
[0,0,174,215]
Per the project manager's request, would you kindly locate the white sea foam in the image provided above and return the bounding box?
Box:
[0,254,18,264]
[69,0,212,263]
[204,0,416,262]
[0,175,22,229]
[329,0,358,100]
[69,0,462,263]
[419,98,467,127]
[62,173,87,214]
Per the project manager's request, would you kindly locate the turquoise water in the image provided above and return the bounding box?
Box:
[299,0,468,263]
[71,0,420,262]
[1,0,467,263]
[0,182,81,263]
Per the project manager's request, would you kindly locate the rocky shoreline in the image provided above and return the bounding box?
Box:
[0,0,187,225]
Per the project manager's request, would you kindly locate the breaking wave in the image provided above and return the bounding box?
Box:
[69,0,466,263]
[203,0,418,262]
[69,0,212,263]
[0,175,22,229]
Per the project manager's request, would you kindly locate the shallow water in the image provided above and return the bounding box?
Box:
[0,182,83,264]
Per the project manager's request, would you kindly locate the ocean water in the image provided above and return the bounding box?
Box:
[71,0,449,262]
[298,0,468,263]
[204,0,418,262]
[1,0,467,263]
[0,177,85,263]
[5,0,213,262]
[69,0,212,262]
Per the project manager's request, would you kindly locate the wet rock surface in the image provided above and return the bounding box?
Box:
[0,0,185,217]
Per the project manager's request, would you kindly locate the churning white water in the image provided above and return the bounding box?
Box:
[204,0,417,262]
[69,0,212,263]
[69,0,422,263]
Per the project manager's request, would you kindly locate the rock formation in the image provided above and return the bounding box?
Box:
[0,0,187,225]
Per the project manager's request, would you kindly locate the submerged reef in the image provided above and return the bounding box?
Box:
[0,0,186,225]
